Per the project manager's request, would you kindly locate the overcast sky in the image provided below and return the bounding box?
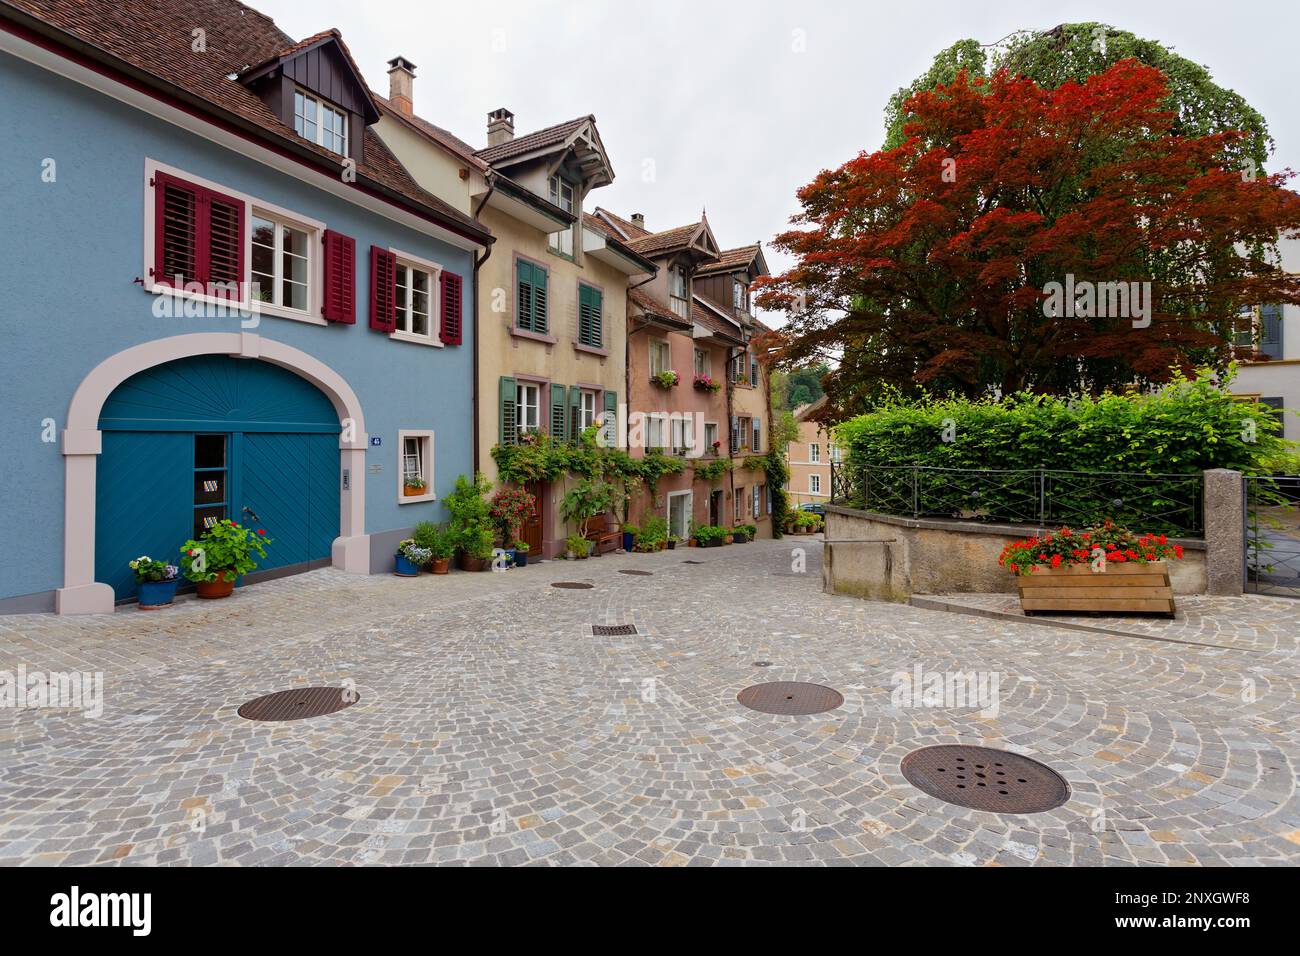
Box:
[256,0,1300,324]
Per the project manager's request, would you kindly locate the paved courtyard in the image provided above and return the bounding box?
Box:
[1,539,1298,866]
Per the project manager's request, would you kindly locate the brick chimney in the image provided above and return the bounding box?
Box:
[631,213,646,230]
[487,108,515,147]
[386,56,416,115]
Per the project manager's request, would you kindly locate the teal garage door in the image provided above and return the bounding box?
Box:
[95,356,342,601]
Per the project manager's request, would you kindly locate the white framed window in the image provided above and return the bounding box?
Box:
[388,249,443,345]
[516,382,541,434]
[548,175,575,256]
[579,389,599,430]
[809,443,821,463]
[646,414,667,451]
[397,429,435,503]
[735,486,746,521]
[294,88,348,157]
[143,158,327,326]
[649,338,671,377]
[733,280,747,311]
[694,348,710,376]
[671,416,694,454]
[830,443,842,463]
[669,266,688,317]
[809,474,822,495]
[251,213,310,312]
[704,422,719,451]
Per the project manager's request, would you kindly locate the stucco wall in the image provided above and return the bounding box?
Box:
[787,417,832,506]
[475,204,628,555]
[0,52,476,603]
[823,507,1208,602]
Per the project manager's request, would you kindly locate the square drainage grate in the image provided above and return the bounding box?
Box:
[593,624,638,636]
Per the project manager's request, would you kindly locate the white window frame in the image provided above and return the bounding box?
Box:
[142,158,326,326]
[809,443,821,464]
[548,175,576,256]
[671,416,694,455]
[809,474,822,495]
[667,490,693,540]
[516,382,541,435]
[735,486,746,521]
[294,87,348,157]
[649,338,671,377]
[694,348,710,376]
[397,429,435,504]
[733,280,746,311]
[704,422,719,452]
[579,389,599,430]
[250,211,311,315]
[646,414,667,451]
[388,248,443,347]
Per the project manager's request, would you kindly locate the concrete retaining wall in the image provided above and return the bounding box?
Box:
[822,470,1244,601]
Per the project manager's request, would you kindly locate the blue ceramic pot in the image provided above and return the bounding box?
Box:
[137,578,178,609]
[394,553,420,576]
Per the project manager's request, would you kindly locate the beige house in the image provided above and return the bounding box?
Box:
[374,59,653,557]
[786,399,836,507]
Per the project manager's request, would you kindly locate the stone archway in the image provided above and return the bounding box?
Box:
[58,332,370,614]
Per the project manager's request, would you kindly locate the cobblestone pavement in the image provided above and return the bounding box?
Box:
[1,540,1297,866]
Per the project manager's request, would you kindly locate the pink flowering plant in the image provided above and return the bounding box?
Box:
[998,521,1183,576]
[693,374,722,393]
[489,487,537,544]
[179,519,271,582]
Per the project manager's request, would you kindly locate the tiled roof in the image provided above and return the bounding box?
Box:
[475,115,593,164]
[628,287,680,324]
[627,222,704,257]
[691,295,744,343]
[1,0,490,242]
[695,244,762,276]
[593,207,651,240]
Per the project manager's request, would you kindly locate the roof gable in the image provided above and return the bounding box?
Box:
[239,29,380,123]
[477,115,614,189]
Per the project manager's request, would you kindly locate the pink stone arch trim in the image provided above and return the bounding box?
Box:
[57,332,370,615]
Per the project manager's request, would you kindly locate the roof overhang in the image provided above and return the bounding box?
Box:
[583,228,656,276]
[475,173,574,232]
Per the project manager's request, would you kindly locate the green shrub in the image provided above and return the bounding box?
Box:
[639,516,668,545]
[693,525,727,545]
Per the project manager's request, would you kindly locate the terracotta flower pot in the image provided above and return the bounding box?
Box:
[196,570,236,599]
[458,553,489,572]
[431,557,450,575]
[403,484,425,497]
[724,535,734,545]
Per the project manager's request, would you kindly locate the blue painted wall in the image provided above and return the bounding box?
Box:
[0,52,476,602]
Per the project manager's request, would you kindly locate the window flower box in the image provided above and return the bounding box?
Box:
[652,370,680,389]
[693,374,722,393]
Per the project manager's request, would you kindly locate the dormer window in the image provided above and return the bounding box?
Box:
[733,280,749,312]
[548,174,576,257]
[294,88,348,157]
[669,266,688,318]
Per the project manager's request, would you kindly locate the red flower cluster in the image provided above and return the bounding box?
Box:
[998,522,1183,577]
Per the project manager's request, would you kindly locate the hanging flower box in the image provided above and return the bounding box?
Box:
[693,374,722,393]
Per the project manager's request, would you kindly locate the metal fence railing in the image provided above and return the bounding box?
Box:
[1244,475,1300,597]
[829,462,1204,538]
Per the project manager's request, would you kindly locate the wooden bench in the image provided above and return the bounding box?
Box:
[584,514,623,555]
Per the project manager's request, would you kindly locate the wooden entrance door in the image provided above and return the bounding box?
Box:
[521,481,545,554]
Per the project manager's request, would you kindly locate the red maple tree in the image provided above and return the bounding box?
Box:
[755,60,1300,408]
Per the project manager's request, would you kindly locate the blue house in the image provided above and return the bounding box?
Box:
[0,0,492,613]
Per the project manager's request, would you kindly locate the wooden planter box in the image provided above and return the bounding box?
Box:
[1017,561,1175,617]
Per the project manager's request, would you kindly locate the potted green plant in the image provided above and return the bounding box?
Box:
[694,525,726,548]
[639,515,668,552]
[512,540,531,567]
[622,524,639,552]
[566,533,593,559]
[732,523,756,543]
[403,475,427,497]
[129,555,179,609]
[652,369,679,389]
[490,486,537,553]
[180,519,270,599]
[395,539,431,576]
[413,521,456,574]
[667,535,679,551]
[445,473,495,571]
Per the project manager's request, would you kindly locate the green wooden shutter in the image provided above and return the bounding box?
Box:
[603,390,618,447]
[499,376,517,446]
[579,285,602,348]
[569,385,582,441]
[534,266,548,334]
[516,260,533,332]
[549,382,567,440]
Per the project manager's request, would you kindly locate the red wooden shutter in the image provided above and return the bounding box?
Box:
[369,245,397,332]
[321,230,356,324]
[204,186,244,301]
[152,171,199,291]
[439,271,463,345]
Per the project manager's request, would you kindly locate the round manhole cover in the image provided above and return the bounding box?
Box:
[237,686,358,721]
[618,569,653,576]
[901,745,1069,813]
[737,681,843,715]
[551,582,594,589]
